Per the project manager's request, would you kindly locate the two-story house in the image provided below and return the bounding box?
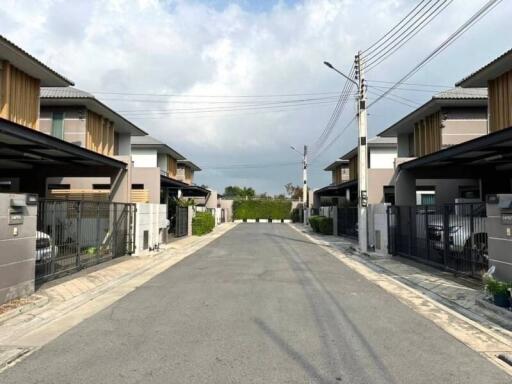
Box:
[315,137,397,206]
[379,87,488,205]
[177,160,201,185]
[39,87,147,202]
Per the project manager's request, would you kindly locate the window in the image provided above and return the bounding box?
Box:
[132,184,144,190]
[47,184,71,190]
[93,184,111,190]
[51,112,64,139]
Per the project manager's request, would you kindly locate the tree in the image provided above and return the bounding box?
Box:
[284,183,303,200]
[223,185,256,199]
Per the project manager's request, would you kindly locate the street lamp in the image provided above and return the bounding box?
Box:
[289,145,308,225]
[324,56,368,253]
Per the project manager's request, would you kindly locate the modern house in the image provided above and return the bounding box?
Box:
[39,87,147,202]
[315,136,397,206]
[177,160,201,185]
[379,87,488,205]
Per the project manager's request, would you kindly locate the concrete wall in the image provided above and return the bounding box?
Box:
[39,107,87,147]
[368,204,389,255]
[369,147,396,169]
[486,195,512,281]
[442,119,488,147]
[0,193,36,305]
[131,167,161,204]
[367,168,394,204]
[219,199,234,222]
[132,148,158,168]
[157,153,168,173]
[134,203,167,254]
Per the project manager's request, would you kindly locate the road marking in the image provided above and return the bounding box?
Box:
[289,224,512,377]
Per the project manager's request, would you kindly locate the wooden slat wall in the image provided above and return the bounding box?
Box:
[86,110,115,156]
[49,189,110,201]
[348,155,358,181]
[488,70,512,133]
[185,166,193,183]
[167,155,177,178]
[0,61,40,129]
[131,189,150,203]
[413,111,441,157]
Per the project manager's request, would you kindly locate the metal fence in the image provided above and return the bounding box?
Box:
[36,199,135,283]
[337,207,358,238]
[175,206,188,237]
[387,203,488,278]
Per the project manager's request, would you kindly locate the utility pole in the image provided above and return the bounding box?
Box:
[303,145,308,225]
[355,52,368,253]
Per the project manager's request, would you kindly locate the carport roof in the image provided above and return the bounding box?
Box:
[0,117,126,171]
[378,87,487,137]
[399,125,512,173]
[315,180,357,196]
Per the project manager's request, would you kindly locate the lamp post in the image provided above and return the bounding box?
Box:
[324,54,368,253]
[290,145,308,225]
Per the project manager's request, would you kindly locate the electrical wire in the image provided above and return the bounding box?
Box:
[369,0,502,109]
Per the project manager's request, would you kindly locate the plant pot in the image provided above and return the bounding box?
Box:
[493,292,511,308]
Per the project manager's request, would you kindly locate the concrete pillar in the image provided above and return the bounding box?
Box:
[187,205,194,236]
[395,169,416,206]
[345,188,350,202]
[487,195,512,280]
[332,206,338,236]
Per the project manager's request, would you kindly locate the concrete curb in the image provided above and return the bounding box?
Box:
[476,296,512,322]
[0,295,49,326]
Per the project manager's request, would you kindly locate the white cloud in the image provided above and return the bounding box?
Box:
[0,0,510,193]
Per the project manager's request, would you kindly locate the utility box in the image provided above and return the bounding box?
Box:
[486,194,512,281]
[0,193,37,305]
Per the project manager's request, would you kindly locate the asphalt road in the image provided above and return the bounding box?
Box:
[1,224,510,384]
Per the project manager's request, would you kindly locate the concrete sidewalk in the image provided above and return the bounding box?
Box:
[0,223,237,370]
[292,224,512,342]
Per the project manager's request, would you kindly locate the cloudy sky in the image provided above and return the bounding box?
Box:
[0,0,510,195]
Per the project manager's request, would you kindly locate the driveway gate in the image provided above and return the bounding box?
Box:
[337,207,358,238]
[175,206,188,237]
[36,199,135,283]
[387,203,488,278]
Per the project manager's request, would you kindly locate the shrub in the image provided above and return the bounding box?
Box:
[291,208,300,223]
[484,276,511,296]
[309,216,333,235]
[192,212,215,236]
[233,200,292,220]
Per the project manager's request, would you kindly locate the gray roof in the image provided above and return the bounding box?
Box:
[40,87,146,136]
[379,87,487,138]
[131,135,186,160]
[456,48,512,88]
[340,136,397,160]
[178,159,201,172]
[324,159,349,171]
[0,34,73,87]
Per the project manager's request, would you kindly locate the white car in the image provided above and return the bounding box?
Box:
[36,231,57,263]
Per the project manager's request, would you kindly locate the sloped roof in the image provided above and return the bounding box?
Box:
[131,135,186,160]
[340,136,397,160]
[324,159,349,171]
[178,159,201,171]
[0,34,73,87]
[379,87,487,137]
[456,48,512,87]
[40,87,146,136]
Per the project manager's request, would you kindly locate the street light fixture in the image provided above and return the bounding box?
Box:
[323,55,368,253]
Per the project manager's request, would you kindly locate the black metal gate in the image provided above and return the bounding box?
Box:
[36,199,135,283]
[175,206,188,237]
[387,203,488,278]
[337,207,358,238]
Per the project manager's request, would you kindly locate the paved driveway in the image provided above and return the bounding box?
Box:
[1,224,510,384]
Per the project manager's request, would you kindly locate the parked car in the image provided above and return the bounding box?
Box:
[36,231,57,263]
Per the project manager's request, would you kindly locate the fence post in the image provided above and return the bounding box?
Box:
[469,203,475,276]
[408,206,413,257]
[96,202,101,263]
[112,203,118,258]
[424,205,430,261]
[77,201,82,269]
[442,204,449,268]
[50,201,56,276]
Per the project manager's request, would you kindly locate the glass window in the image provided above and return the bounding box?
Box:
[51,112,64,139]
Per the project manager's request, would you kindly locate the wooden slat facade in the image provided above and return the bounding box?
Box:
[413,111,441,157]
[131,189,150,203]
[85,110,115,156]
[0,61,40,129]
[167,155,177,178]
[348,155,358,181]
[488,70,512,133]
[48,189,110,201]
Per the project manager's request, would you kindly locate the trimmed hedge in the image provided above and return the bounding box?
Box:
[192,212,215,236]
[309,215,333,235]
[233,200,292,220]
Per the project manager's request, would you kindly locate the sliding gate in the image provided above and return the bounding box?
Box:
[337,207,358,239]
[36,199,135,283]
[387,203,488,278]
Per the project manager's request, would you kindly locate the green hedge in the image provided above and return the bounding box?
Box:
[233,200,292,220]
[309,215,333,235]
[192,212,215,236]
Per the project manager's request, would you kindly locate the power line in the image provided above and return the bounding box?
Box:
[93,90,344,98]
[369,0,502,109]
[310,115,357,163]
[366,79,451,88]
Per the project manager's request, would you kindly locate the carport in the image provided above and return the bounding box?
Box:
[314,180,358,206]
[390,126,512,278]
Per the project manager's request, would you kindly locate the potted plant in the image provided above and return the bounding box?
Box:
[484,276,511,308]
